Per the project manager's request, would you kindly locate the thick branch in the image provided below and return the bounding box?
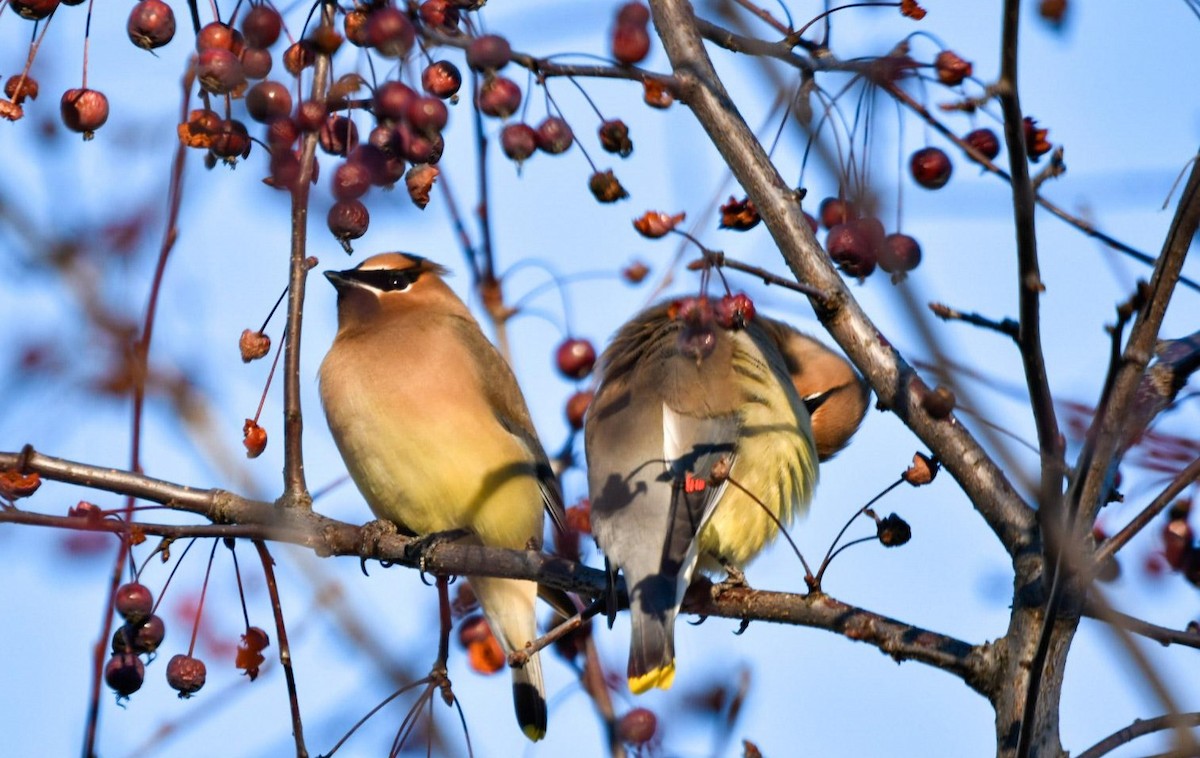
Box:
[648,0,1037,559]
[0,449,994,691]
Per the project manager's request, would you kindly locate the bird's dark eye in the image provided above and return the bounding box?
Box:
[385,270,418,291]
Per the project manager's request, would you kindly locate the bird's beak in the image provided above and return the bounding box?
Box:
[324,269,352,290]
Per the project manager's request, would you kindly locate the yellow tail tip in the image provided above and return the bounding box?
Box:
[522,725,547,742]
[628,662,676,695]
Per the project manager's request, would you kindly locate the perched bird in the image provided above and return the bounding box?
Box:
[585,296,868,694]
[319,253,563,741]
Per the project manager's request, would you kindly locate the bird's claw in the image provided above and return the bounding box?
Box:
[405,528,473,573]
[358,519,400,575]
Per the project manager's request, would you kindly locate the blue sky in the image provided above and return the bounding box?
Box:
[2,1,1199,756]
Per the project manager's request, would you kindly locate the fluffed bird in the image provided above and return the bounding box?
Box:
[584,297,868,694]
[319,253,563,741]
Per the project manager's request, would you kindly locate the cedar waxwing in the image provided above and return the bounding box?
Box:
[584,298,868,694]
[319,253,564,741]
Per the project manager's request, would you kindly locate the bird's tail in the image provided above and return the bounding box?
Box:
[469,575,547,741]
[626,573,679,694]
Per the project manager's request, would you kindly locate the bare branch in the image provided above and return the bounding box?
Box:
[1076,713,1200,758]
[648,0,1037,559]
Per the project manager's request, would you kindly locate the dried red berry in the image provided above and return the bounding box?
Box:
[282,41,314,75]
[130,615,166,654]
[106,653,145,698]
[535,116,573,155]
[196,21,242,53]
[127,0,176,51]
[197,48,246,95]
[878,233,922,274]
[501,122,538,164]
[633,210,685,238]
[367,7,415,58]
[294,99,327,132]
[922,384,956,419]
[556,338,597,380]
[622,260,650,283]
[588,170,628,202]
[674,297,717,362]
[116,583,154,624]
[4,74,38,104]
[328,199,370,242]
[598,119,632,157]
[242,5,283,48]
[963,127,1000,161]
[210,118,252,161]
[243,419,267,458]
[934,50,972,86]
[10,0,59,21]
[910,147,953,189]
[1023,116,1052,161]
[719,196,760,231]
[319,115,359,156]
[421,60,462,99]
[408,96,449,134]
[612,23,651,65]
[60,88,109,138]
[618,707,658,746]
[565,390,594,431]
[466,34,512,71]
[418,0,460,32]
[245,80,292,123]
[166,654,207,698]
[240,47,273,79]
[715,293,756,330]
[239,329,271,362]
[876,513,912,546]
[826,223,876,279]
[818,196,856,229]
[373,80,417,121]
[616,2,650,26]
[477,76,521,118]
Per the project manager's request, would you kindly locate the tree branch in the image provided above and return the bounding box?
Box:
[1076,712,1200,758]
[0,448,995,693]
[648,0,1037,561]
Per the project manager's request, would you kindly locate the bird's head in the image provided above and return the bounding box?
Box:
[325,253,459,328]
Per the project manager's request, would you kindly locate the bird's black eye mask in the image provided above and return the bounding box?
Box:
[337,266,425,292]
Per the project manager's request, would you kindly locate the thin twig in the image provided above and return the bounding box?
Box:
[1094,456,1200,567]
[253,540,308,758]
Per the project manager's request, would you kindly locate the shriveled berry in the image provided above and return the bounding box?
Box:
[963,127,1000,161]
[501,122,537,164]
[565,390,593,431]
[240,329,271,362]
[555,338,597,380]
[343,8,369,46]
[319,114,359,156]
[715,292,755,330]
[588,170,628,203]
[934,50,972,86]
[242,419,267,458]
[367,7,415,58]
[922,384,956,419]
[166,654,207,698]
[245,80,292,123]
[598,119,632,157]
[60,88,109,138]
[353,143,405,186]
[535,116,573,155]
[674,297,717,361]
[876,513,912,546]
[910,147,952,189]
[466,34,512,71]
[328,199,370,241]
[282,41,314,75]
[306,24,343,56]
[878,233,922,274]
[618,707,658,745]
[477,76,521,118]
[127,0,176,51]
[421,60,462,99]
[115,582,154,624]
[826,222,876,279]
[396,122,444,164]
[5,75,39,105]
[105,653,145,698]
[242,5,283,48]
[266,116,299,147]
